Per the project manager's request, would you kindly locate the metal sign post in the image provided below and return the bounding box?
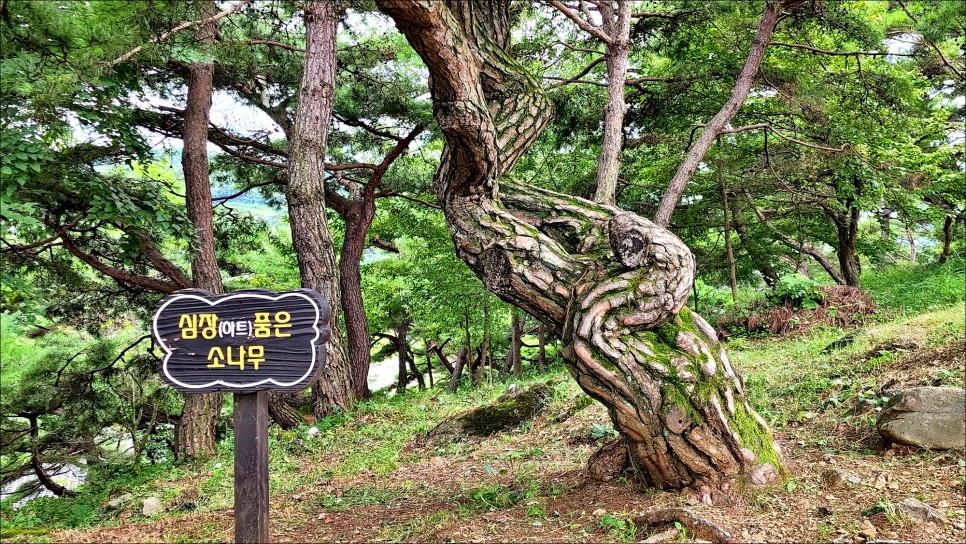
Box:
[152,289,330,544]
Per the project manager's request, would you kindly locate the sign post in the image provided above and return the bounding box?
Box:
[152,288,330,544]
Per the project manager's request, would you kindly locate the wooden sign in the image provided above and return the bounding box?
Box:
[152,288,332,543]
[152,288,330,393]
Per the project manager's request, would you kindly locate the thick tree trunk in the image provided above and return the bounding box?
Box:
[285,0,353,417]
[654,0,783,227]
[380,0,783,495]
[176,0,223,460]
[592,1,631,205]
[939,215,953,264]
[267,391,302,430]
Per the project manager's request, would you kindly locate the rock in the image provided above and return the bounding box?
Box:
[859,519,877,541]
[306,427,319,438]
[896,497,949,525]
[142,497,162,517]
[644,528,680,543]
[749,463,778,486]
[877,387,965,450]
[820,468,860,489]
[426,383,553,443]
[106,493,132,509]
[592,508,606,517]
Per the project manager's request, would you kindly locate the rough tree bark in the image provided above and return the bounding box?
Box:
[378,0,784,496]
[176,0,223,460]
[328,126,423,400]
[654,0,784,227]
[284,0,353,416]
[549,0,632,206]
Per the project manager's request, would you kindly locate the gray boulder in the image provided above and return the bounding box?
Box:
[877,387,965,450]
[142,496,162,517]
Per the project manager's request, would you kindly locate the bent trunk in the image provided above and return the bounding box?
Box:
[380,0,783,494]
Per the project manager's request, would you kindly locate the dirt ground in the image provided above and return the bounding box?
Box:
[54,341,966,543]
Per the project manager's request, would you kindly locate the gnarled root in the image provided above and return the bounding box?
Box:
[634,508,734,544]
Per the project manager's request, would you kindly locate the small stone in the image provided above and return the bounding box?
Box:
[873,472,888,490]
[820,468,852,489]
[750,463,778,486]
[107,493,133,508]
[887,482,899,490]
[896,497,950,525]
[307,427,320,438]
[859,520,877,541]
[644,528,680,543]
[142,497,162,517]
[533,521,542,527]
[592,508,606,517]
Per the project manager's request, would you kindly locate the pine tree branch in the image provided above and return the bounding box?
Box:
[108,0,254,67]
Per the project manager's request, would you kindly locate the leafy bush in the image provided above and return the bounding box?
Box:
[769,274,825,309]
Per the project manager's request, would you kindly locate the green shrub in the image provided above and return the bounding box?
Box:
[769,274,825,309]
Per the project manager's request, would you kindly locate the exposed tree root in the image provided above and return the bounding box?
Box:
[587,437,629,481]
[633,508,734,544]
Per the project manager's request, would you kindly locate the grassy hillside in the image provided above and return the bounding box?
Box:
[4,302,963,543]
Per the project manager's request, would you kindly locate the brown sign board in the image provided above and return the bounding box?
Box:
[152,288,330,393]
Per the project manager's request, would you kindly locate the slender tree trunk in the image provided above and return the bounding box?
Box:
[592,1,631,205]
[27,415,76,497]
[284,0,353,416]
[339,199,375,400]
[408,352,425,390]
[537,324,546,372]
[717,140,738,302]
[654,0,783,227]
[905,225,916,262]
[939,215,953,264]
[510,311,523,378]
[380,0,783,496]
[394,321,411,394]
[448,345,468,393]
[176,0,223,460]
[425,347,434,388]
[478,300,490,386]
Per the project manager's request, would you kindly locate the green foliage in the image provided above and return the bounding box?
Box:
[862,258,966,313]
[599,515,637,542]
[769,274,825,309]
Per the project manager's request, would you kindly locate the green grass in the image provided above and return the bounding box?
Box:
[862,258,965,314]
[729,305,965,430]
